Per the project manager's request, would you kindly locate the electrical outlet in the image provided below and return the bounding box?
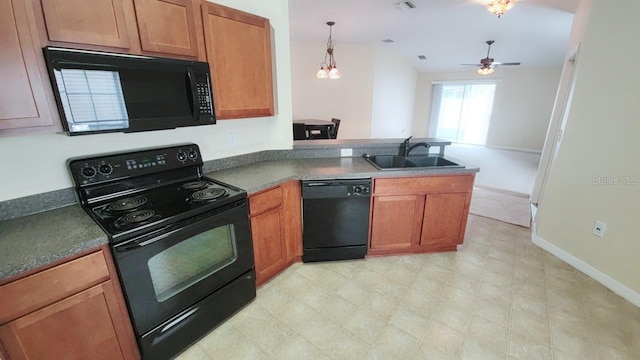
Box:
[228,132,236,148]
[340,148,353,157]
[593,220,607,237]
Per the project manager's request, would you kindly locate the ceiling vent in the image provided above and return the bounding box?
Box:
[395,1,416,11]
[382,39,395,43]
[418,55,427,60]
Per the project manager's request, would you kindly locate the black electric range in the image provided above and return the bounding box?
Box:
[68,143,246,244]
[68,143,256,360]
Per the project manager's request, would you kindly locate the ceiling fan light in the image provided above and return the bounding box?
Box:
[486,0,515,18]
[477,67,495,75]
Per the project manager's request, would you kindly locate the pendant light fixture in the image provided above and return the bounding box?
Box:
[316,22,341,80]
[486,0,515,18]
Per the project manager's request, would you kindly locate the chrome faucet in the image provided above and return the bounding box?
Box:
[399,136,431,156]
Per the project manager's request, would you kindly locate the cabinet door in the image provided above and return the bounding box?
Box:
[283,181,303,261]
[0,0,56,133]
[0,281,135,360]
[133,0,204,58]
[251,206,287,286]
[40,0,132,48]
[421,192,470,249]
[201,2,274,119]
[369,194,424,255]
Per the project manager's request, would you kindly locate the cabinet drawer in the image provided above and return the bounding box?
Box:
[249,186,283,216]
[374,174,474,195]
[0,249,110,324]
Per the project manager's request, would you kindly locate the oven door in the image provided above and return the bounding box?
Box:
[112,199,253,335]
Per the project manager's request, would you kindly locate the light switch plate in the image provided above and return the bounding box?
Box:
[341,148,353,157]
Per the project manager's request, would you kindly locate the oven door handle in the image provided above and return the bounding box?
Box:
[115,228,179,252]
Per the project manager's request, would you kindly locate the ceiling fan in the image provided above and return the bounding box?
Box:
[462,40,521,75]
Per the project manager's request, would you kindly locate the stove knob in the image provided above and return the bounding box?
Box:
[99,164,113,175]
[188,150,198,160]
[177,151,187,162]
[81,167,96,178]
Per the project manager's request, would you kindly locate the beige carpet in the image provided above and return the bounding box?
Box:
[469,186,531,227]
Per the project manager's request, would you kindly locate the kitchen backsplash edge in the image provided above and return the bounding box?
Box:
[2,143,413,221]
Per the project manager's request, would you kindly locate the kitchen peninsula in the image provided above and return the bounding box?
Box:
[1,138,478,279]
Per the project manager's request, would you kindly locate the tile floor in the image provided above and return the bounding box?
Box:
[176,215,640,359]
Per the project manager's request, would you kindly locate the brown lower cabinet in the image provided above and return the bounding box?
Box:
[0,247,140,360]
[249,181,302,286]
[369,174,475,256]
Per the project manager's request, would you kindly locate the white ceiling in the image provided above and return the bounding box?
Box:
[289,0,579,73]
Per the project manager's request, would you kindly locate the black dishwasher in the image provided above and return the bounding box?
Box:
[302,179,371,262]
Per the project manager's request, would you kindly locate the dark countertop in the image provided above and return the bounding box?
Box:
[0,154,478,281]
[0,205,108,280]
[206,157,478,194]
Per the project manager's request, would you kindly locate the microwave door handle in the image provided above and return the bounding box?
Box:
[187,67,199,122]
[52,60,117,71]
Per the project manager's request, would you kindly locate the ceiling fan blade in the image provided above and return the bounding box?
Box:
[493,62,521,66]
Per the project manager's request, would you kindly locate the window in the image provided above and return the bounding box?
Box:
[429,81,497,145]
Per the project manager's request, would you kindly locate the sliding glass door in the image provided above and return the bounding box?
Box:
[429,81,497,145]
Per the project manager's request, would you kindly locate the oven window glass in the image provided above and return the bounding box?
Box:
[148,225,237,302]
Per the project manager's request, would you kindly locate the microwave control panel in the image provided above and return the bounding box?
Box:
[196,82,213,116]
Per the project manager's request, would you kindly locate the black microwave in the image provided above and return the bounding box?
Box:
[43,47,215,136]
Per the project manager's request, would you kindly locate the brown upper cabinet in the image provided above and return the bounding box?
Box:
[133,0,206,59]
[36,0,206,60]
[38,0,135,49]
[201,2,275,119]
[1,0,59,135]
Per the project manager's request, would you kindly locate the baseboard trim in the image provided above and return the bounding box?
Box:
[485,144,543,154]
[531,223,640,308]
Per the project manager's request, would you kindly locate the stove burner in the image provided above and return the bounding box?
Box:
[182,181,208,191]
[192,188,227,201]
[114,210,156,228]
[106,196,148,212]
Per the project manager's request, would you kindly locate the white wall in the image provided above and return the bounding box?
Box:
[413,66,562,151]
[370,47,418,139]
[0,0,293,202]
[535,0,640,299]
[290,41,375,139]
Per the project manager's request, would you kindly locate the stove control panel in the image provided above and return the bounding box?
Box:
[69,143,203,187]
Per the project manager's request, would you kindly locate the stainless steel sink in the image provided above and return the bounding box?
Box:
[364,155,463,170]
